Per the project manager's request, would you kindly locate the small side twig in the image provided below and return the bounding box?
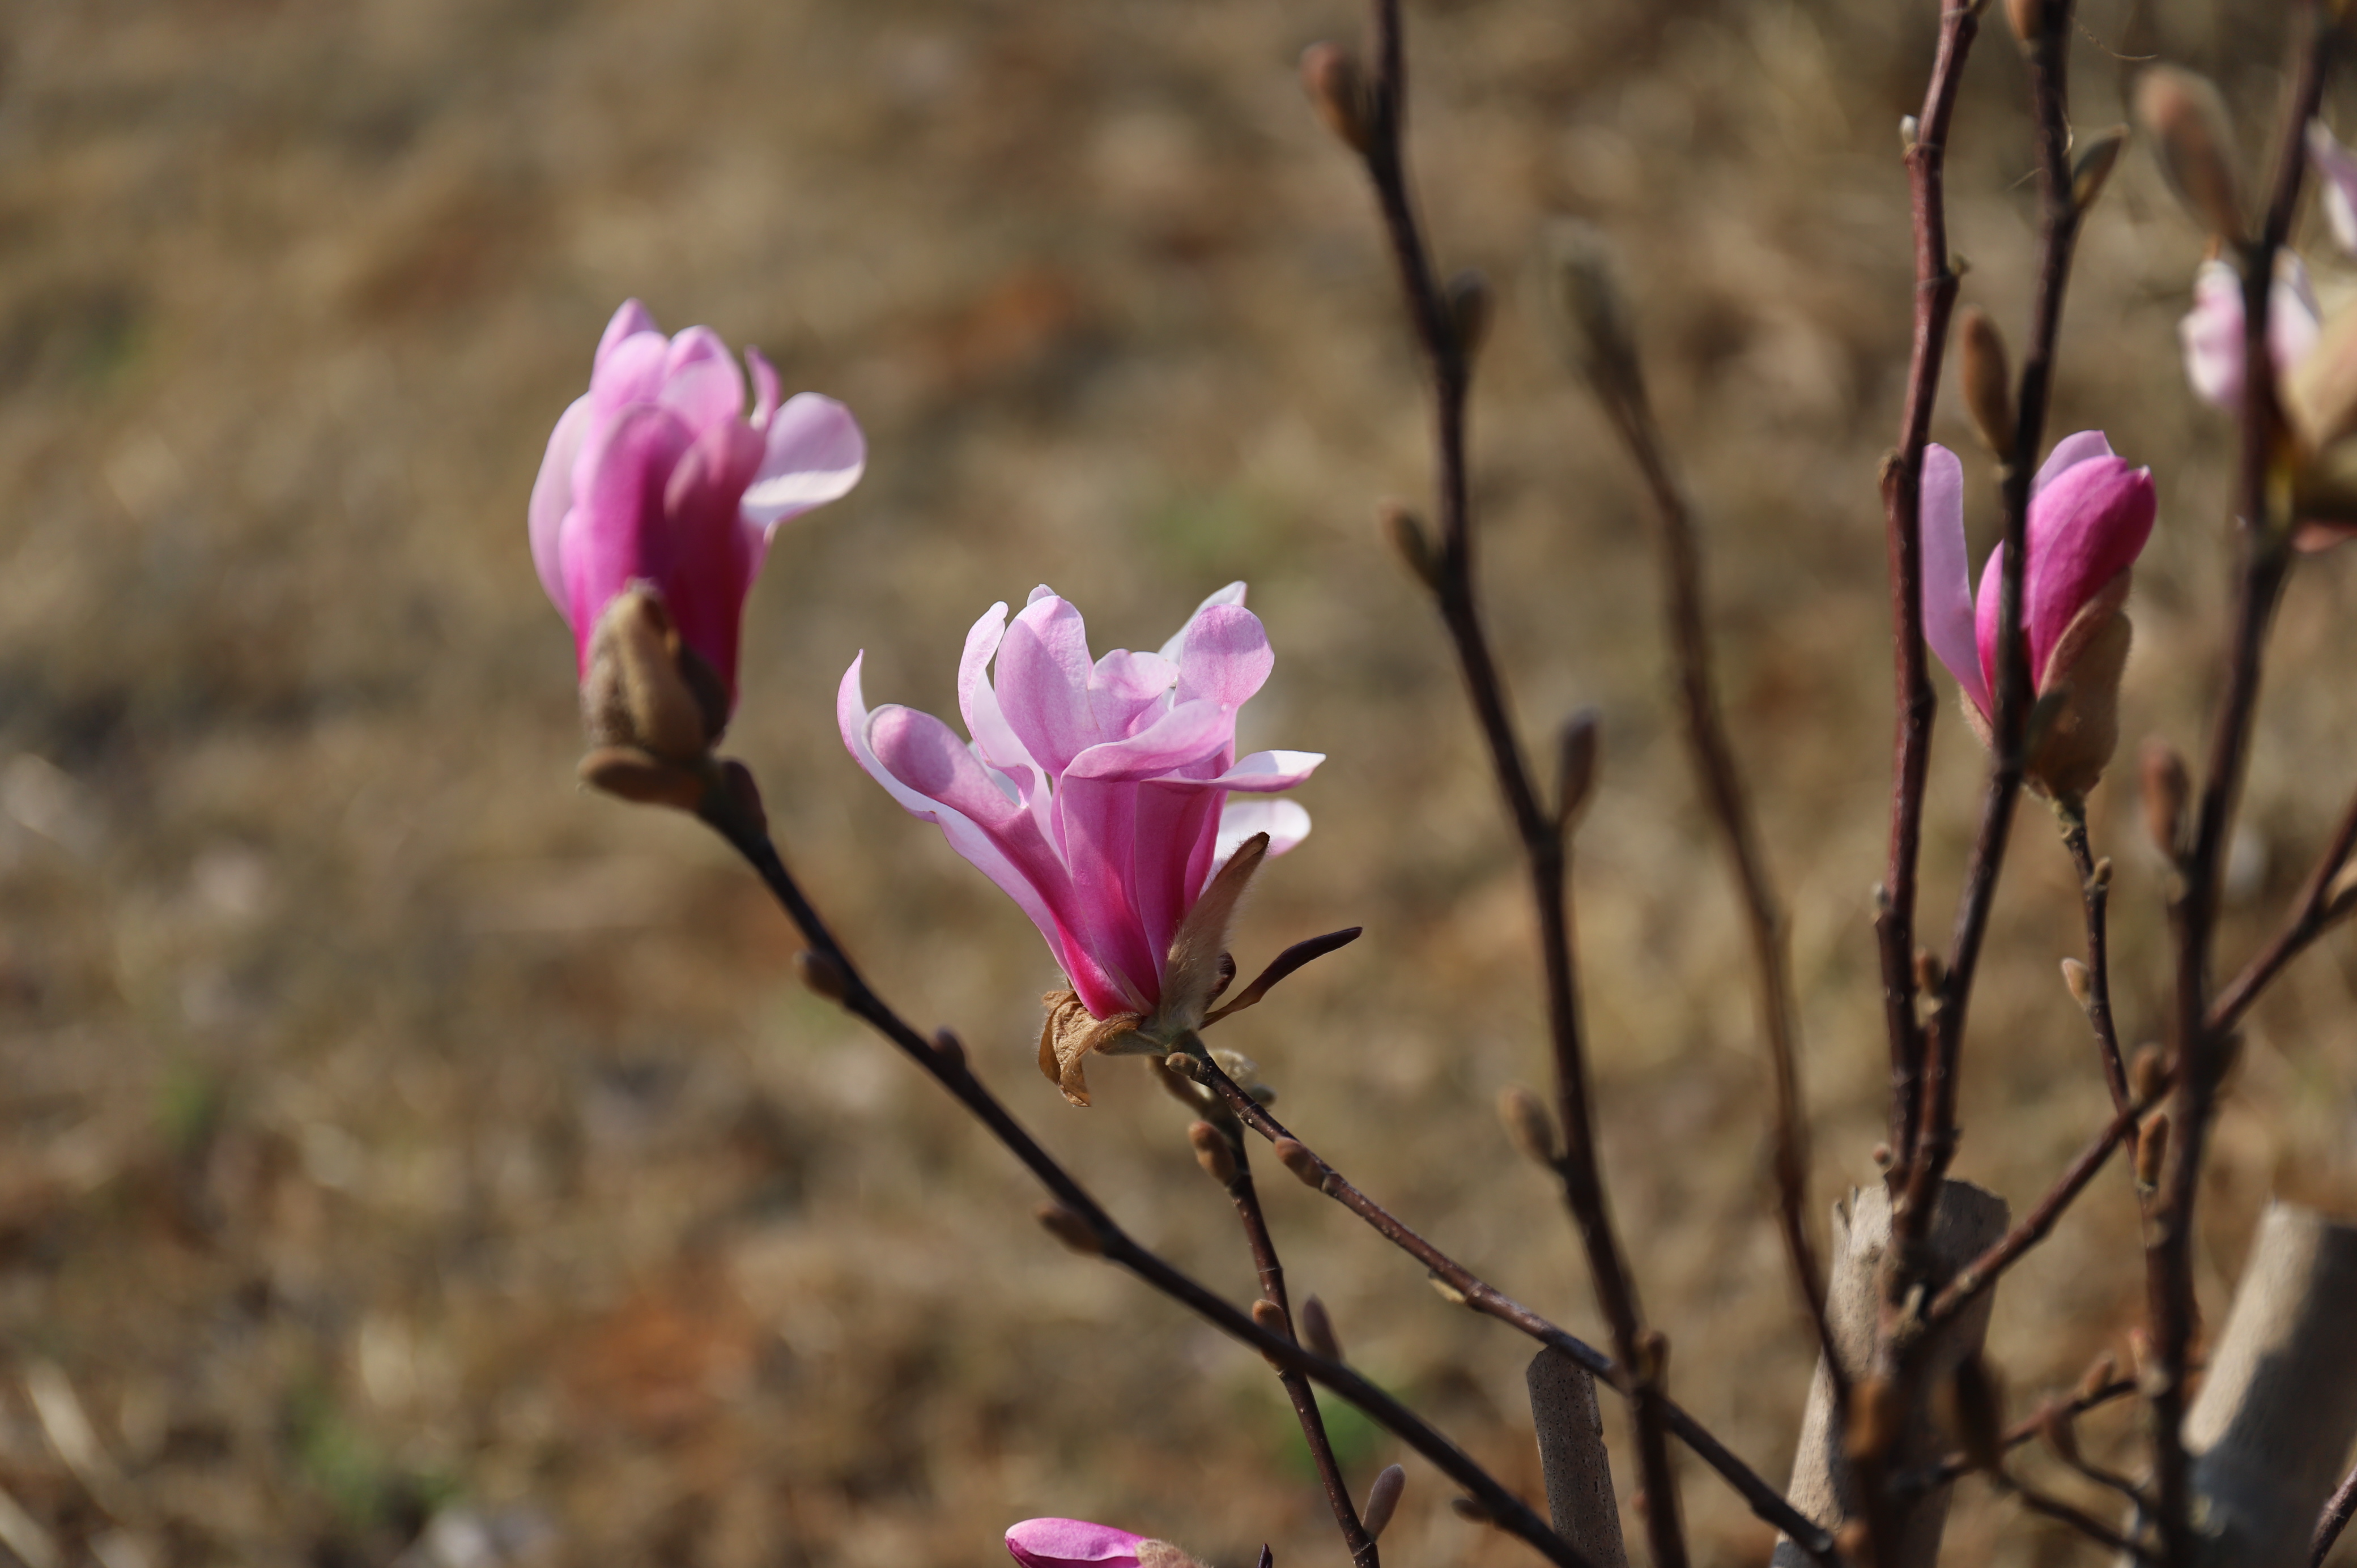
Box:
[1215,1126,1377,1567]
[2058,804,2133,1126]
[2315,1461,2357,1566]
[1988,1469,2158,1562]
[2209,781,2357,1035]
[1896,1377,2140,1496]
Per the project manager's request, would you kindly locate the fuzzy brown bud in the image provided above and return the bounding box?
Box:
[1362,1464,1406,1541]
[1427,1272,1470,1307]
[2074,1350,2118,1403]
[1274,1137,1325,1190]
[2071,125,2130,211]
[2135,1110,2171,1188]
[1555,709,1600,834]
[2060,956,2094,1010]
[580,583,725,764]
[2135,66,2248,245]
[1445,267,1492,361]
[1498,1085,1561,1167]
[1380,501,1441,591]
[1545,218,1643,411]
[1448,1496,1491,1526]
[794,949,848,1003]
[1959,307,2015,460]
[2129,1042,2169,1105]
[932,1028,967,1071]
[1187,1121,1237,1184]
[1300,42,1371,154]
[1250,1298,1291,1366]
[2141,737,2189,860]
[1298,1295,1341,1362]
[2004,0,2044,44]
[1036,1204,1102,1256]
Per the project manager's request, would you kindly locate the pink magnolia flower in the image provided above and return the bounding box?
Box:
[841,584,1320,1094]
[1006,1519,1150,1568]
[2177,254,2321,414]
[529,300,865,715]
[1920,432,2155,796]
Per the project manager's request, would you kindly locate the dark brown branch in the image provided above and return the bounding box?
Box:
[692,782,1588,1568]
[2151,14,2337,1561]
[1218,1128,1379,1567]
[1170,1047,1839,1562]
[1345,4,1688,1561]
[1577,330,1843,1444]
[1924,1074,2169,1329]
[1877,0,1983,1180]
[1897,1377,2140,1495]
[1901,0,2082,1259]
[2315,1460,2357,1566]
[2059,806,2133,1128]
[2210,780,2357,1034]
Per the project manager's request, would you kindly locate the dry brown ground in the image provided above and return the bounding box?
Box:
[2,1,2354,1564]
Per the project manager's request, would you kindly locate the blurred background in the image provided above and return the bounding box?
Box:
[3,0,2355,1563]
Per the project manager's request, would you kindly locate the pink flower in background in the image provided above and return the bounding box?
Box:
[530,299,865,711]
[1920,432,2155,720]
[2177,255,2320,413]
[841,584,1320,1026]
[1005,1519,1150,1568]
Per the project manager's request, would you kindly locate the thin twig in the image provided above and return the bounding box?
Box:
[1347,3,1688,1561]
[1897,1378,2140,1495]
[2151,13,2336,1560]
[1923,1075,2169,1329]
[2209,780,2357,1034]
[1902,0,2084,1256]
[2315,1459,2357,1566]
[1877,0,1984,1181]
[693,783,1589,1568]
[1990,1469,2159,1562]
[1581,341,1844,1442]
[1174,1049,1839,1562]
[2059,804,2133,1128]
[1219,1127,1378,1566]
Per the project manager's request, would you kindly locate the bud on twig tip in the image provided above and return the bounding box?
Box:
[2141,738,2189,860]
[2060,957,2093,1009]
[1188,1121,1237,1185]
[1959,307,2015,460]
[1445,267,1492,362]
[2135,66,2248,245]
[2135,1110,2171,1188]
[1498,1085,1561,1167]
[1449,1496,1491,1526]
[1555,709,1600,834]
[932,1028,967,1070]
[1036,1205,1102,1256]
[1380,502,1442,591]
[1362,1465,1405,1541]
[1299,1295,1341,1362]
[2071,125,2130,211]
[794,949,848,1004]
[2129,1043,2168,1105]
[1300,42,1371,155]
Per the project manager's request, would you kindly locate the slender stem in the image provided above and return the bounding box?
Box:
[1176,1049,1839,1562]
[1900,0,2082,1258]
[1896,1377,2140,1495]
[1922,1073,2169,1329]
[694,786,1588,1568]
[1349,4,1688,1560]
[2151,15,2334,1561]
[2315,1459,2357,1566]
[1587,356,1843,1442]
[2210,778,2357,1034]
[1991,1471,2158,1562]
[1878,0,1983,1181]
[1219,1128,1378,1566]
[2059,806,2133,1130]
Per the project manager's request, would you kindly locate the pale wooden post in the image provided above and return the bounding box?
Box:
[1772,1179,2010,1568]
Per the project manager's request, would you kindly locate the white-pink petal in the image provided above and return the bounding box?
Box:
[1216,798,1312,864]
[529,394,592,613]
[595,299,660,372]
[1918,443,1988,714]
[2031,430,2113,496]
[2311,121,2357,256]
[1159,581,1249,662]
[1204,749,1325,792]
[740,394,868,530]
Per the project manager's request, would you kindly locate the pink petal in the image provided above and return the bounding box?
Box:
[1052,773,1171,1012]
[656,419,767,699]
[1005,1519,1148,1568]
[958,604,1052,824]
[595,300,660,373]
[739,394,867,531]
[2180,259,2320,412]
[2311,120,2357,255]
[559,404,692,670]
[1218,798,1312,863]
[1171,603,1274,713]
[2031,431,2115,496]
[1158,581,1248,661]
[529,395,592,616]
[1917,443,1988,715]
[1060,700,1235,783]
[744,345,781,429]
[1972,543,2009,708]
[656,326,748,438]
[1200,749,1325,792]
[2021,457,2155,684]
[2274,252,2323,371]
[1089,648,1181,742]
[996,593,1103,779]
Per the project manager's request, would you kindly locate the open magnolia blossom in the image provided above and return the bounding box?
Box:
[530,300,866,770]
[2178,121,2357,547]
[1005,1519,1207,1568]
[840,584,1321,1105]
[1921,431,2156,800]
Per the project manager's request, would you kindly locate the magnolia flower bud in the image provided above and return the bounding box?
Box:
[1298,1295,1341,1362]
[1362,1465,1406,1540]
[2071,125,2130,211]
[1446,267,1493,361]
[2060,956,2093,1010]
[2135,66,2247,245]
[2074,1350,2118,1403]
[1545,218,1643,410]
[794,949,848,1003]
[1300,42,1371,154]
[1449,1496,1491,1526]
[1381,501,1441,589]
[581,584,724,764]
[1036,1205,1102,1256]
[1958,307,2015,460]
[1274,1137,1325,1190]
[2135,1110,2171,1188]
[1555,708,1600,834]
[2129,1042,2168,1104]
[2141,737,2190,860]
[1499,1085,1561,1166]
[1187,1121,1237,1184]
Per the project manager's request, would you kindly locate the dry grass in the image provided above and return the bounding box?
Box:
[1,1,2354,1564]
